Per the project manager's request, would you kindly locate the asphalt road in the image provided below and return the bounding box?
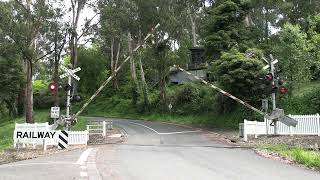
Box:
[0,117,320,180]
[94,118,320,180]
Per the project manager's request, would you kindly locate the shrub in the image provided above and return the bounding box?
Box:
[280,87,320,114]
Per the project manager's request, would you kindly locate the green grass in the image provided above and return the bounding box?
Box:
[71,116,87,131]
[261,145,320,169]
[292,81,320,97]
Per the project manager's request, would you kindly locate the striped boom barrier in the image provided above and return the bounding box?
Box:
[58,130,68,149]
[175,65,265,116]
[73,24,160,119]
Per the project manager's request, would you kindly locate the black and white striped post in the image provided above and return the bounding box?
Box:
[58,130,68,149]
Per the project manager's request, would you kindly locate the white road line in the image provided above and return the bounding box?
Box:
[159,130,201,135]
[80,172,88,177]
[76,148,93,165]
[129,122,160,134]
[80,166,87,170]
[129,122,201,135]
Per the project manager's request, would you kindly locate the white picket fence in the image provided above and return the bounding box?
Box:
[44,131,89,146]
[15,122,55,131]
[13,122,89,148]
[87,120,112,137]
[240,114,320,141]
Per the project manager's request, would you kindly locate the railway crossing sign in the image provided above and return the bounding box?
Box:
[59,65,81,128]
[50,106,60,119]
[60,66,81,81]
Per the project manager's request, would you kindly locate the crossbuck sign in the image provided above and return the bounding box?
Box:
[59,65,81,126]
[60,66,81,81]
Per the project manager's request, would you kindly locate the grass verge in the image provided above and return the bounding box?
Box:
[260,145,320,169]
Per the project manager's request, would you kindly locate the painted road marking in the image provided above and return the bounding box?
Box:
[129,122,201,135]
[129,122,160,134]
[77,148,93,165]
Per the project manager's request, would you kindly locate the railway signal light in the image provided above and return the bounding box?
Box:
[64,84,72,92]
[279,87,288,94]
[265,73,273,81]
[48,82,59,92]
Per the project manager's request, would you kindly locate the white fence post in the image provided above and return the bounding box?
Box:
[43,139,47,151]
[317,113,320,136]
[103,121,106,137]
[243,119,248,141]
[254,121,258,138]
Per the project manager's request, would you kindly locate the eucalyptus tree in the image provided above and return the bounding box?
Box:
[0,0,54,123]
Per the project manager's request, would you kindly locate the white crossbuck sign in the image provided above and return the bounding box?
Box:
[59,66,81,81]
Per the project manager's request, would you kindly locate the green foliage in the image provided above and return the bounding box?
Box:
[281,87,320,114]
[167,83,217,115]
[77,47,108,95]
[201,0,256,60]
[0,56,24,117]
[210,48,267,105]
[308,15,320,80]
[33,80,48,92]
[275,23,311,92]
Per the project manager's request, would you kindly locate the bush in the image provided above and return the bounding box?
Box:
[281,88,320,114]
[210,48,268,112]
[168,83,217,115]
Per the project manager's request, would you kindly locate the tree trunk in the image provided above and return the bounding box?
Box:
[128,32,139,105]
[187,2,197,47]
[110,38,120,89]
[138,52,150,107]
[128,32,138,84]
[53,53,60,106]
[25,59,33,123]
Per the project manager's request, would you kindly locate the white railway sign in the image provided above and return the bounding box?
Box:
[50,106,60,118]
[60,66,81,81]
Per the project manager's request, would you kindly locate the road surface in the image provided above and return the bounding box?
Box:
[0,117,319,180]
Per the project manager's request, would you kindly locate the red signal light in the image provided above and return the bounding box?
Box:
[48,82,59,92]
[265,73,273,81]
[279,87,287,94]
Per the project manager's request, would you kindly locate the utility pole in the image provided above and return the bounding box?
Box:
[269,54,277,135]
